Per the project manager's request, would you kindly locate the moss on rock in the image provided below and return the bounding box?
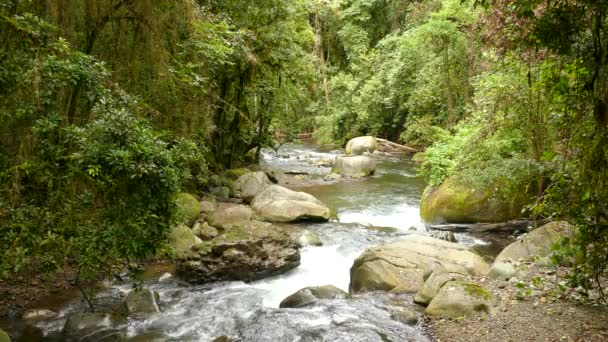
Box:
[176,192,201,226]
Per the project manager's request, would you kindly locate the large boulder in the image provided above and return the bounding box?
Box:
[425,281,497,318]
[331,156,376,177]
[420,178,528,224]
[251,185,330,222]
[494,221,573,263]
[123,289,160,315]
[206,203,253,230]
[176,221,300,284]
[169,224,202,258]
[176,193,201,226]
[232,171,272,202]
[414,267,464,305]
[349,236,489,294]
[279,285,347,308]
[345,136,378,155]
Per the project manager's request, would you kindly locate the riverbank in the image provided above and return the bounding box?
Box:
[424,263,608,342]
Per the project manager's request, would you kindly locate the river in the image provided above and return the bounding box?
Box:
[14,143,511,341]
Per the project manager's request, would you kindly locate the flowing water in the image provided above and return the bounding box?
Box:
[8,143,512,341]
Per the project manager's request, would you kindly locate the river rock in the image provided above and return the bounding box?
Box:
[232,171,272,202]
[279,285,347,308]
[349,236,489,294]
[123,289,160,315]
[420,178,528,224]
[192,221,219,240]
[127,331,171,342]
[332,156,376,177]
[0,330,9,342]
[414,267,464,305]
[425,281,497,318]
[251,185,330,222]
[63,312,124,341]
[211,186,230,200]
[295,230,323,247]
[487,261,516,281]
[176,221,300,284]
[169,224,203,258]
[391,307,418,325]
[345,136,378,155]
[206,203,253,230]
[176,193,201,226]
[22,308,57,321]
[429,231,457,242]
[494,221,573,263]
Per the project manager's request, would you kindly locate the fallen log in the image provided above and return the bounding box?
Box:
[427,218,552,233]
[376,138,419,153]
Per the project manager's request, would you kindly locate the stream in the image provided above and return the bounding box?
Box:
[7,143,512,341]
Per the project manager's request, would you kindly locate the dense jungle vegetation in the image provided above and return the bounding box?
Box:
[1,0,607,292]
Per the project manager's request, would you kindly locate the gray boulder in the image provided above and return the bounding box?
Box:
[192,221,219,240]
[251,185,330,222]
[176,221,300,284]
[123,289,160,315]
[350,236,489,294]
[425,281,497,318]
[332,156,376,177]
[487,261,516,281]
[345,136,378,155]
[495,221,573,263]
[206,203,253,230]
[414,267,464,305]
[22,309,57,321]
[169,224,202,258]
[279,285,347,308]
[232,171,272,202]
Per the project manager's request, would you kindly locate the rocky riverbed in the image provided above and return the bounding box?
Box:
[2,139,605,342]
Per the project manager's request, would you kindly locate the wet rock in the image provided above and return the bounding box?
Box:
[251,185,330,222]
[232,171,272,203]
[22,308,57,321]
[279,285,347,308]
[0,329,9,342]
[123,288,160,315]
[345,136,378,155]
[391,307,418,325]
[332,156,376,177]
[158,272,172,282]
[414,267,464,305]
[192,221,219,241]
[420,178,529,224]
[206,203,253,230]
[494,221,573,263]
[487,261,516,281]
[169,224,202,258]
[425,281,497,318]
[315,157,335,167]
[62,312,124,341]
[429,231,457,242]
[295,230,323,247]
[127,331,171,342]
[212,336,233,342]
[350,236,489,294]
[262,168,284,184]
[176,193,201,226]
[176,221,300,284]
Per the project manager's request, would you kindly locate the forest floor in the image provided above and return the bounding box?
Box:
[424,264,608,342]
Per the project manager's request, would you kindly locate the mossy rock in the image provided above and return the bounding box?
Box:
[224,168,251,180]
[176,193,200,226]
[425,281,497,318]
[420,178,528,224]
[0,329,10,342]
[169,224,202,258]
[412,152,425,164]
